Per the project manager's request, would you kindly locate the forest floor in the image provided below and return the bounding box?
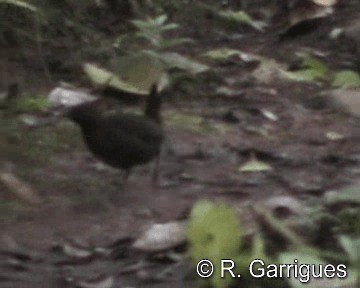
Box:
[0,2,359,288]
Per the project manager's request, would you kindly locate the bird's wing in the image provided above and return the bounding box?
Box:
[105,114,163,143]
[90,120,151,159]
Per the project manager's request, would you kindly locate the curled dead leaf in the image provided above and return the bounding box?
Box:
[0,172,42,205]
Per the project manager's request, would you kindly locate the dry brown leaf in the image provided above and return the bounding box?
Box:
[0,172,42,205]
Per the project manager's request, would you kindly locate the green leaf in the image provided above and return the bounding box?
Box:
[161,23,179,31]
[155,14,168,25]
[161,52,209,74]
[219,10,266,31]
[188,200,242,288]
[339,235,360,267]
[113,52,166,91]
[83,63,147,95]
[238,156,272,172]
[130,15,183,50]
[166,110,230,134]
[325,185,360,205]
[10,96,48,113]
[302,55,327,72]
[281,69,323,82]
[131,16,173,32]
[333,70,360,88]
[281,54,328,83]
[130,19,152,30]
[280,250,359,288]
[203,48,242,61]
[159,38,193,49]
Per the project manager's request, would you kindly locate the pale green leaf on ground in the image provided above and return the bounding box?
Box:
[219,10,267,31]
[83,63,147,95]
[325,185,360,205]
[279,250,358,288]
[333,70,360,88]
[301,55,328,73]
[281,250,358,288]
[281,55,328,83]
[165,111,230,135]
[279,252,323,288]
[188,200,214,220]
[339,235,360,267]
[279,251,324,268]
[188,200,242,288]
[114,53,166,91]
[203,48,243,61]
[203,48,260,63]
[281,69,321,82]
[238,155,272,172]
[161,52,209,74]
[337,237,360,288]
[11,96,48,113]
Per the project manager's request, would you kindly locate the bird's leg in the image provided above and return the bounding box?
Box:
[152,153,161,185]
[123,168,131,184]
[109,169,131,203]
[112,168,131,190]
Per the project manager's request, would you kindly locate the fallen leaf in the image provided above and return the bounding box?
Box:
[161,52,209,74]
[133,221,187,252]
[325,185,360,205]
[0,173,42,205]
[76,274,115,288]
[261,109,279,121]
[238,154,273,172]
[114,52,167,91]
[219,10,267,31]
[83,63,147,95]
[281,54,328,83]
[325,131,345,141]
[333,70,360,88]
[203,48,259,63]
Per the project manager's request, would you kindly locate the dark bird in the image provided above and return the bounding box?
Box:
[67,84,163,183]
